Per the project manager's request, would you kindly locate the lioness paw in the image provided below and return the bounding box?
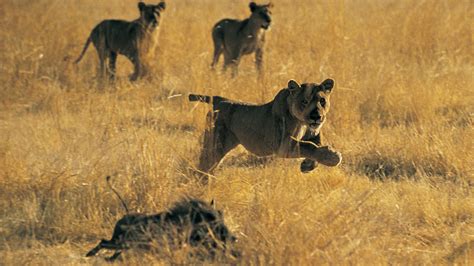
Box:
[316,146,342,167]
[300,158,318,173]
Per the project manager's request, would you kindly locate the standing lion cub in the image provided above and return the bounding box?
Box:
[75,1,166,82]
[211,2,273,77]
[189,79,342,178]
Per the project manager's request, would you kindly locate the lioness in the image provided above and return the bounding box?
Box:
[75,1,166,82]
[86,177,237,261]
[211,2,273,77]
[189,79,342,178]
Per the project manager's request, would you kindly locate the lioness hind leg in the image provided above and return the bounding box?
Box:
[86,239,121,257]
[86,243,102,257]
[105,251,122,261]
[198,128,237,174]
[197,114,238,181]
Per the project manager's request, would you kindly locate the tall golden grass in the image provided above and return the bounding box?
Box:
[0,0,472,264]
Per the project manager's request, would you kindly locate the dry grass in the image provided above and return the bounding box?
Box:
[0,0,473,264]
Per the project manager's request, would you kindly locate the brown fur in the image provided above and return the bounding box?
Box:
[189,79,342,179]
[211,2,273,77]
[86,179,237,261]
[75,1,166,82]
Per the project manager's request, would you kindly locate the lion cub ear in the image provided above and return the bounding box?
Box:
[288,79,301,95]
[156,1,166,11]
[138,2,146,11]
[249,2,258,12]
[321,79,335,94]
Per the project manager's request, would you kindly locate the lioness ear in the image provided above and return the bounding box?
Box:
[156,1,166,11]
[321,78,335,93]
[249,2,257,12]
[288,79,301,95]
[138,2,146,11]
[267,2,274,8]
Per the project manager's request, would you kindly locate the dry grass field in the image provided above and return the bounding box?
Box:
[0,0,473,264]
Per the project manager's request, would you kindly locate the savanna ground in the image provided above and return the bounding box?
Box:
[0,0,473,264]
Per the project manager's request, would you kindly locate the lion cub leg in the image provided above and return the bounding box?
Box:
[95,49,108,84]
[223,51,241,78]
[92,34,108,83]
[255,48,264,76]
[127,53,142,82]
[108,51,118,81]
[211,37,224,70]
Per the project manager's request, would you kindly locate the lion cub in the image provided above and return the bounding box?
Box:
[189,79,342,177]
[211,2,273,77]
[75,2,166,82]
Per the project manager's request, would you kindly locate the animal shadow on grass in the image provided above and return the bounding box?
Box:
[220,152,274,169]
[444,240,474,264]
[176,150,275,186]
[352,154,460,182]
[131,116,195,133]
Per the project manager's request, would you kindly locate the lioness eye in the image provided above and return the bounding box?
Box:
[301,100,309,106]
[320,98,326,107]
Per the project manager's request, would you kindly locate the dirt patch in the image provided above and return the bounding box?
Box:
[131,116,195,132]
[221,153,274,169]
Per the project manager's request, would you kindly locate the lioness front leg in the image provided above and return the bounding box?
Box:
[300,158,317,173]
[300,132,321,173]
[301,144,341,167]
[282,142,341,167]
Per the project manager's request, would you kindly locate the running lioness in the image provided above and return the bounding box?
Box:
[189,79,342,178]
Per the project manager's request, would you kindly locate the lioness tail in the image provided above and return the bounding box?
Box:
[189,94,212,103]
[189,94,230,107]
[106,176,130,214]
[74,36,92,64]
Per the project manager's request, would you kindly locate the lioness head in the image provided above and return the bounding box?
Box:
[249,2,273,29]
[287,79,335,130]
[138,1,166,28]
[184,199,237,248]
